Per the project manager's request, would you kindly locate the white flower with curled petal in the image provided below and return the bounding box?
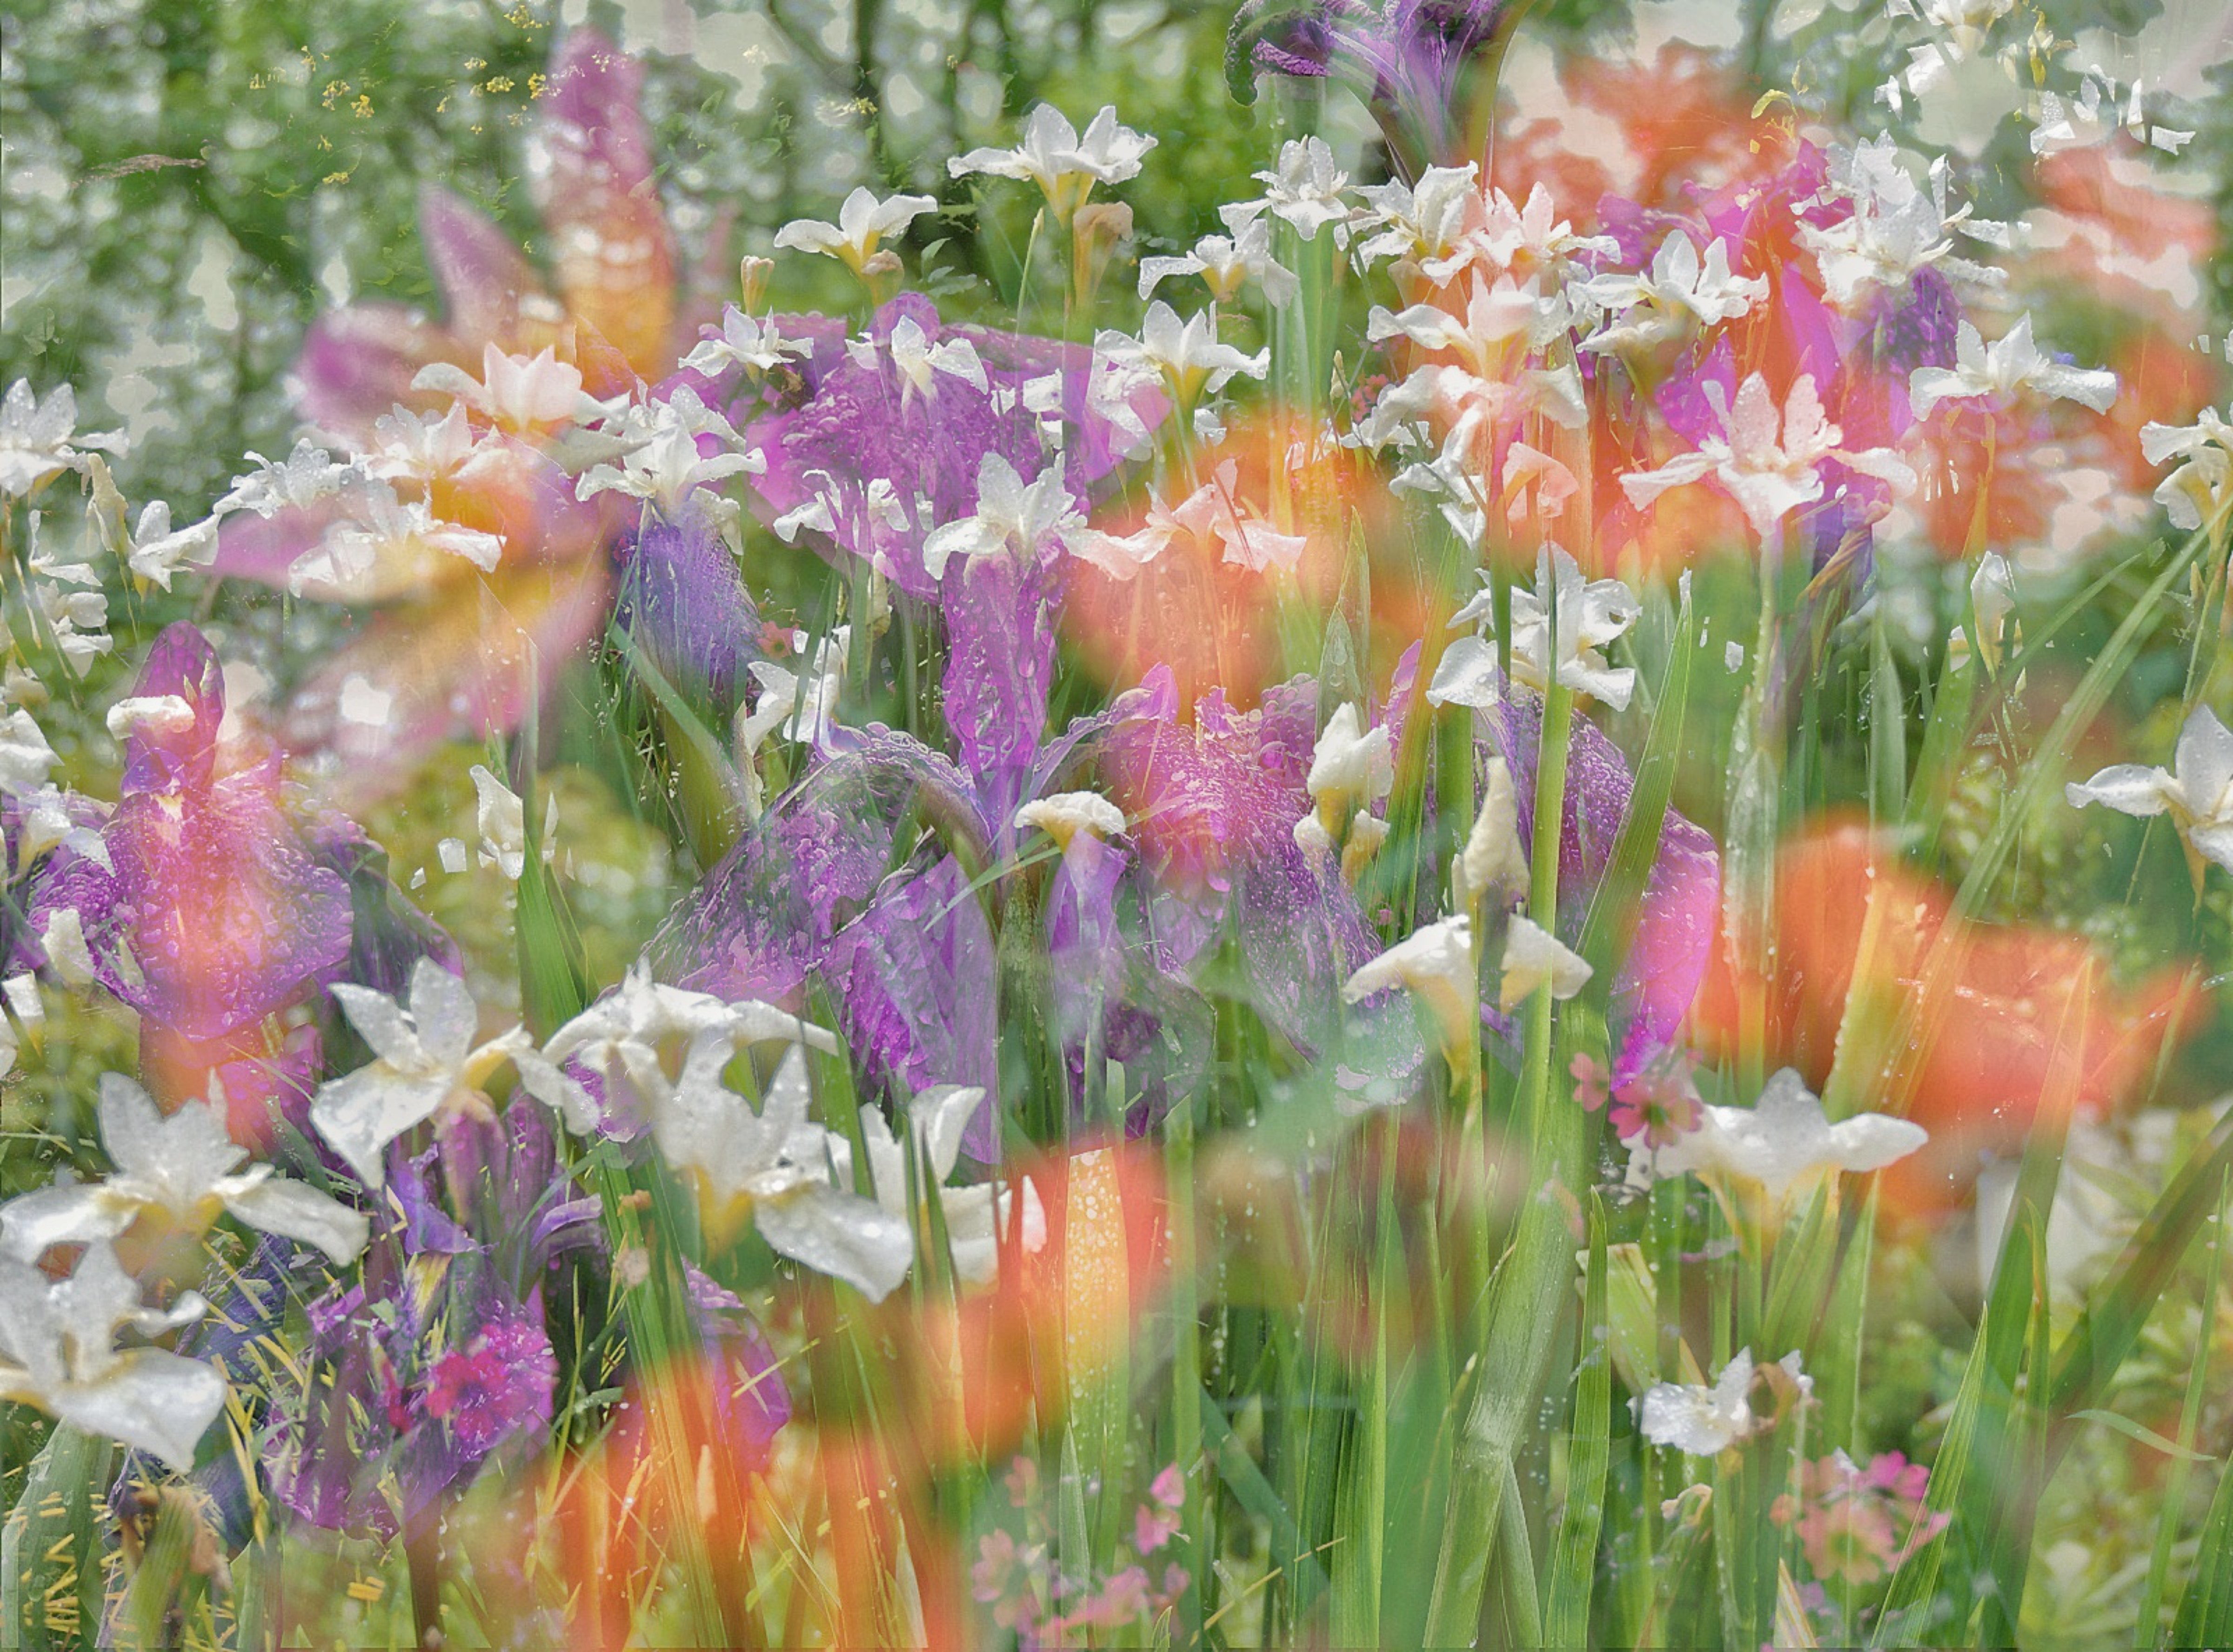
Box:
[2029,78,2116,157]
[523,960,841,1138]
[1306,704,1395,812]
[1016,790,1128,851]
[0,1242,223,1471]
[1093,302,1268,421]
[575,391,763,521]
[468,763,559,880]
[214,440,367,519]
[412,344,607,434]
[0,380,126,498]
[850,1085,1047,1287]
[1138,211,1298,307]
[1473,183,1620,273]
[125,501,220,591]
[365,402,484,488]
[2066,703,2233,874]
[1908,315,2118,420]
[1456,755,1527,909]
[34,580,112,677]
[1249,137,1353,243]
[1207,508,1308,576]
[38,907,98,987]
[655,1041,913,1301]
[11,787,105,874]
[1355,164,1482,280]
[0,707,57,798]
[2139,404,2233,535]
[1498,915,1591,1011]
[923,453,1082,581]
[309,960,535,1186]
[735,627,849,783]
[1639,1351,1759,1456]
[1438,546,1640,712]
[2,1074,367,1266]
[1069,493,1187,581]
[1799,147,2003,309]
[1582,233,1768,354]
[104,695,197,744]
[949,104,1156,217]
[1296,704,1394,879]
[681,306,809,379]
[1343,916,1474,1059]
[1631,1068,1928,1208]
[1160,460,1308,577]
[1370,272,1548,367]
[1623,373,1917,541]
[290,483,506,596]
[773,188,938,278]
[847,316,989,406]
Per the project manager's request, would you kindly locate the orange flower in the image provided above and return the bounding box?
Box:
[1693,816,2195,1213]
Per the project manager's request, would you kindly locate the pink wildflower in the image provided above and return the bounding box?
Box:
[1136,1500,1181,1554]
[1611,1058,1704,1148]
[1571,1052,1610,1112]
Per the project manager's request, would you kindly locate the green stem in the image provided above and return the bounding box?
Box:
[1170,1092,1205,1649]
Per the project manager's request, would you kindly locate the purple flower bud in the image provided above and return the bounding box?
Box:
[27,624,353,1044]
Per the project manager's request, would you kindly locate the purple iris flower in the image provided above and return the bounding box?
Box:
[265,1103,606,1536]
[25,624,354,1125]
[1486,687,1719,1086]
[740,294,1145,602]
[649,655,1185,1159]
[1102,673,1416,1078]
[1225,0,1528,177]
[615,502,765,718]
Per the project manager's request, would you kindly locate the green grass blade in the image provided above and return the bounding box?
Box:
[1,1425,107,1652]
[1868,610,1906,826]
[1201,1388,1332,1612]
[1421,1182,1573,1645]
[2172,1446,2233,1645]
[1578,573,1696,976]
[2050,1109,2233,1436]
[2137,1170,2231,1645]
[1946,528,2207,923]
[1543,1195,1611,1649]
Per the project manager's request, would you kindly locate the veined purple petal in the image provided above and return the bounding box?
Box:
[944,549,1061,834]
[618,505,764,715]
[745,295,1149,600]
[826,856,1000,1154]
[1615,813,1720,1085]
[124,620,224,793]
[422,1297,557,1459]
[290,305,470,445]
[419,186,544,351]
[309,813,462,999]
[1657,334,1738,450]
[27,625,353,1039]
[1492,689,1719,1079]
[653,740,934,1004]
[1100,674,1389,1063]
[686,1264,792,1466]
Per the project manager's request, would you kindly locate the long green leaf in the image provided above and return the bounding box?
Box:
[2050,1110,2233,1436]
[1948,529,2206,923]
[2138,1170,2230,1645]
[1543,1197,1610,1648]
[1578,575,1696,976]
[0,1425,107,1652]
[2173,1448,2233,1645]
[1201,1390,1332,1611]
